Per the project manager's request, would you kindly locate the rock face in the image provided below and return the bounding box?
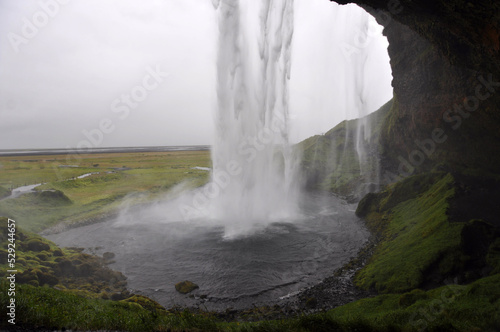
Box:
[299,100,393,200]
[331,0,500,179]
[175,280,199,294]
[333,0,499,74]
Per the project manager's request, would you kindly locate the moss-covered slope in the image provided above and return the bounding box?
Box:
[298,99,393,200]
[355,172,500,293]
[0,217,129,299]
[321,273,500,332]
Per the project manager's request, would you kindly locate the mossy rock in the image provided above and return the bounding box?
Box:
[175,280,199,294]
[122,295,166,312]
[93,268,126,284]
[43,261,58,269]
[56,258,76,275]
[66,247,84,253]
[36,252,49,261]
[398,289,428,307]
[39,266,51,273]
[25,238,50,252]
[110,292,130,301]
[36,271,59,286]
[76,263,94,277]
[17,269,39,284]
[26,259,40,265]
[355,192,380,217]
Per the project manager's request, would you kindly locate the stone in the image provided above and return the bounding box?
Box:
[175,280,199,294]
[102,251,115,261]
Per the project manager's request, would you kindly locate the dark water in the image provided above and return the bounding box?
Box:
[46,193,368,310]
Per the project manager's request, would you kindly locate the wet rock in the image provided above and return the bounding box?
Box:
[103,252,115,260]
[175,280,199,294]
[102,252,116,264]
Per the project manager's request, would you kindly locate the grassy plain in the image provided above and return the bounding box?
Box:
[0,150,211,232]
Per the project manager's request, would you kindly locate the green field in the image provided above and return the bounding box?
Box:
[0,150,211,232]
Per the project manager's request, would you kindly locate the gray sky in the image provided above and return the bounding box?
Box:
[0,0,392,149]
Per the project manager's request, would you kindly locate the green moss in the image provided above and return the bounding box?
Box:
[35,252,49,261]
[122,295,166,312]
[377,172,446,212]
[398,289,429,307]
[354,173,464,292]
[354,170,500,295]
[0,283,170,332]
[325,273,500,332]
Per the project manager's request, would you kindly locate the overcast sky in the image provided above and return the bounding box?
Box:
[0,0,392,149]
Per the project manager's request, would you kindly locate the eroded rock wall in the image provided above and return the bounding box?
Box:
[333,0,500,179]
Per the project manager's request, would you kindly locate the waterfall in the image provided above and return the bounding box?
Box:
[211,0,300,238]
[176,1,391,233]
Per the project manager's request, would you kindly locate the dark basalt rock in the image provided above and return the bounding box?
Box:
[330,0,500,181]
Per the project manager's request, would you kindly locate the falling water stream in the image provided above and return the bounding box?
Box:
[209,0,300,239]
[46,0,391,310]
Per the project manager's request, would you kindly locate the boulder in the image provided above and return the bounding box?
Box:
[175,280,199,294]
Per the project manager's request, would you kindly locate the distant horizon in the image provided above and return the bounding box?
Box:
[0,145,211,157]
[0,144,212,151]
